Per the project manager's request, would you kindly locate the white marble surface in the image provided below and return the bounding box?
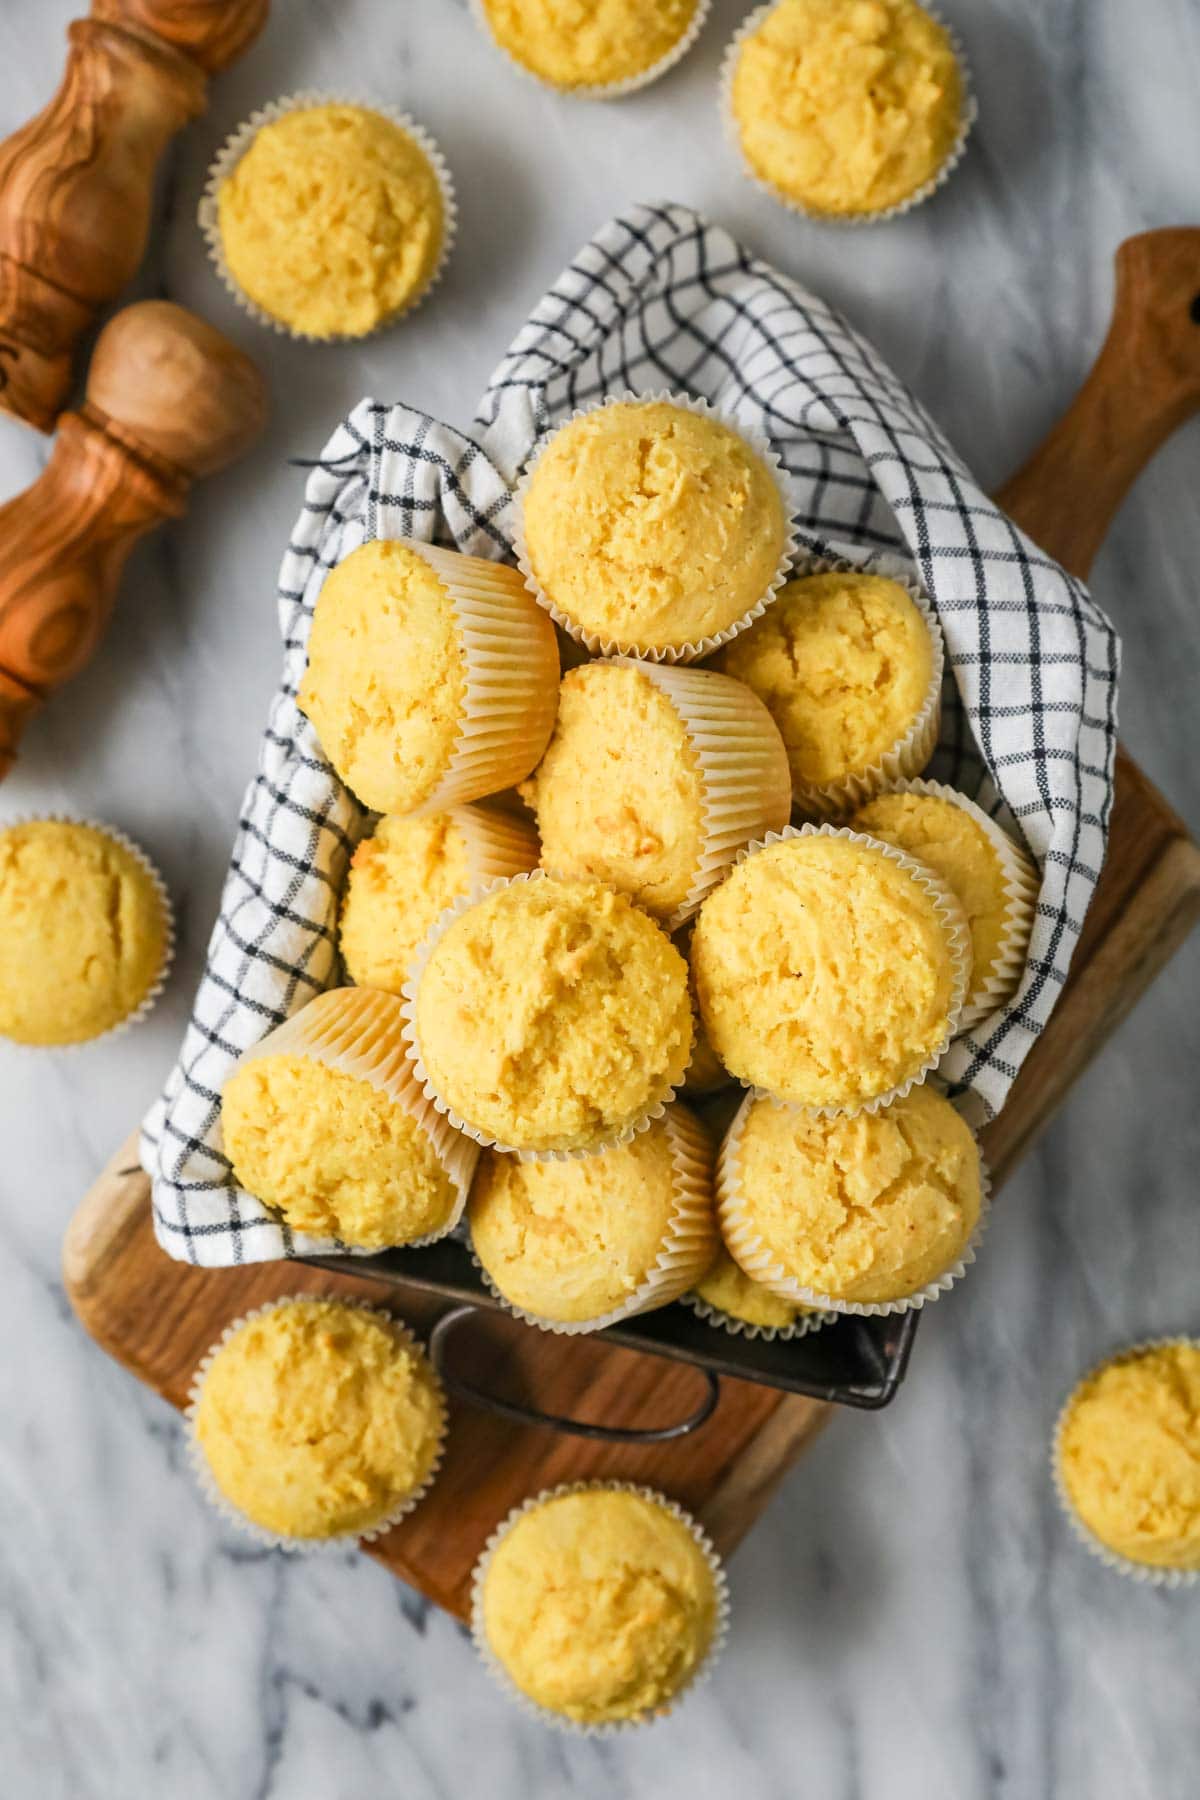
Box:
[1,1,1198,1794]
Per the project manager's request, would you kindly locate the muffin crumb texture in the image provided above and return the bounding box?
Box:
[481,0,699,89]
[522,400,787,652]
[480,1489,719,1723]
[299,540,466,814]
[728,1085,981,1303]
[1059,1342,1200,1571]
[692,835,959,1109]
[340,812,471,994]
[731,0,964,217]
[222,1055,457,1248]
[714,571,933,799]
[217,104,444,336]
[415,877,693,1152]
[194,1299,444,1540]
[695,1245,805,1329]
[522,662,704,918]
[0,820,167,1045]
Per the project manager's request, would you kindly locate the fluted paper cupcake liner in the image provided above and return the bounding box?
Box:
[455,800,541,887]
[719,3,976,228]
[1051,1336,1200,1589]
[469,0,711,98]
[199,90,458,341]
[512,389,798,664]
[468,1101,717,1335]
[715,1087,991,1317]
[229,987,477,1245]
[595,658,794,931]
[469,1480,730,1732]
[770,554,945,819]
[862,777,1039,1032]
[0,812,175,1047]
[401,869,689,1161]
[709,822,971,1118]
[679,1287,836,1342]
[185,1296,448,1553]
[391,540,560,816]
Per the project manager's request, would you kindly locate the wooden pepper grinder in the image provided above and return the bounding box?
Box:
[0,0,268,430]
[0,298,267,779]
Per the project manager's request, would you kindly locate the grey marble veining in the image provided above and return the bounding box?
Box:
[0,1,1197,1795]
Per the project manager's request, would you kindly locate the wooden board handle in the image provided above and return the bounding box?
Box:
[997,227,1200,580]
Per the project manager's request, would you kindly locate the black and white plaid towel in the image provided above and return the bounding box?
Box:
[141,200,1119,1268]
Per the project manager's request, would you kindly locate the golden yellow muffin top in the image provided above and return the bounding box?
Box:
[521,662,705,920]
[692,835,961,1110]
[479,1488,719,1723]
[194,1299,444,1539]
[217,104,445,337]
[521,400,788,653]
[222,1055,458,1249]
[340,813,471,995]
[730,0,964,217]
[415,877,693,1152]
[695,1245,808,1330]
[852,791,1014,1013]
[480,0,699,88]
[299,540,466,814]
[469,1110,691,1322]
[1058,1341,1200,1571]
[0,820,167,1046]
[713,572,934,798]
[730,1085,981,1303]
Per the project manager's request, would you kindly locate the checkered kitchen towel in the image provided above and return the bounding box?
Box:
[141,201,1119,1267]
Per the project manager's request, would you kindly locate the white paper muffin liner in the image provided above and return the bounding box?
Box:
[401,868,690,1161]
[715,1086,991,1317]
[719,2,976,228]
[198,90,458,341]
[0,812,175,1048]
[469,0,711,98]
[679,1287,836,1342]
[751,553,945,819]
[454,801,541,887]
[185,1295,448,1553]
[467,1100,717,1334]
[469,1480,730,1732]
[855,777,1039,1032]
[1051,1336,1200,1589]
[395,540,560,817]
[699,822,971,1118]
[228,986,478,1246]
[511,390,798,664]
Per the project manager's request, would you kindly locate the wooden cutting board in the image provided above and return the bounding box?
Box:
[63,229,1200,1621]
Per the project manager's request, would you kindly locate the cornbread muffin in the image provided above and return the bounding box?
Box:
[340,806,538,994]
[215,103,446,337]
[193,1299,444,1540]
[412,876,693,1153]
[694,1245,810,1332]
[713,571,936,810]
[728,0,966,218]
[0,820,169,1045]
[469,1105,715,1325]
[522,662,703,918]
[852,788,1030,1018]
[479,0,701,90]
[476,1487,721,1724]
[722,1086,982,1305]
[1057,1342,1200,1573]
[519,399,789,655]
[299,541,466,813]
[677,923,731,1094]
[691,833,964,1111]
[223,1054,459,1248]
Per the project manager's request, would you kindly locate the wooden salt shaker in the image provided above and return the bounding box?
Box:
[0,298,267,779]
[0,0,268,430]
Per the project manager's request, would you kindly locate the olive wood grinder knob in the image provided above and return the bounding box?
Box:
[0,0,269,430]
[0,298,267,779]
